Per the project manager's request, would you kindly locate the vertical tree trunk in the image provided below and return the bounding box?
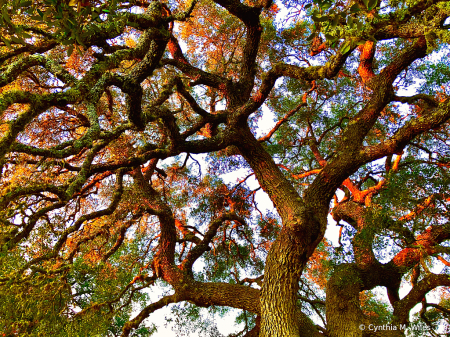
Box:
[326,265,366,337]
[236,127,327,336]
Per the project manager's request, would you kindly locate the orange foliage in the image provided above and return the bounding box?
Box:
[360,291,379,318]
[305,239,332,289]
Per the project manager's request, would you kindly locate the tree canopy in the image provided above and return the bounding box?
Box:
[1,0,450,336]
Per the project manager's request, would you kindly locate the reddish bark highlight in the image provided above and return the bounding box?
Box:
[358,41,376,84]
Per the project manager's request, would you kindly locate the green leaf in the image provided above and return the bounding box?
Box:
[75,32,84,45]
[325,33,336,41]
[10,36,24,45]
[67,45,74,57]
[368,0,378,10]
[2,7,11,24]
[60,38,73,46]
[306,32,316,41]
[340,41,351,54]
[332,14,340,28]
[356,20,363,31]
[361,0,369,9]
[312,15,329,22]
[68,18,77,28]
[321,2,332,10]
[347,16,354,29]
[91,24,101,32]
[350,4,360,13]
[304,3,312,9]
[1,37,12,49]
[127,21,139,29]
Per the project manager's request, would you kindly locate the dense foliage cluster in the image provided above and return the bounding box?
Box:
[1,0,450,336]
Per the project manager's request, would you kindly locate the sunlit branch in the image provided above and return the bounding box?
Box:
[0,54,76,88]
[180,113,228,139]
[120,294,182,337]
[175,79,209,117]
[0,40,57,66]
[398,194,437,221]
[363,98,450,162]
[389,223,450,271]
[393,94,439,108]
[239,47,354,119]
[308,137,327,167]
[258,102,306,142]
[426,303,450,315]
[392,273,450,325]
[166,0,199,22]
[436,255,450,267]
[340,154,401,205]
[164,35,228,89]
[16,169,125,274]
[181,212,246,272]
[4,201,66,250]
[322,38,428,174]
[277,164,321,181]
[0,0,449,335]
[357,41,376,86]
[239,275,264,286]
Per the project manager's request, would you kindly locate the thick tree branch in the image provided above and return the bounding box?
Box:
[121,294,181,337]
[165,35,228,89]
[237,47,354,119]
[181,212,247,272]
[393,274,450,325]
[363,98,450,161]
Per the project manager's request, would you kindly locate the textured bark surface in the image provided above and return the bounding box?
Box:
[326,265,366,337]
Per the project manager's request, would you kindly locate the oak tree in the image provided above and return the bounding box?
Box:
[1,0,450,336]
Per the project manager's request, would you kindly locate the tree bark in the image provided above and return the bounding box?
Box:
[236,126,328,336]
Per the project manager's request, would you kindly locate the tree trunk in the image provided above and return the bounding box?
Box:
[235,127,327,336]
[326,265,366,337]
